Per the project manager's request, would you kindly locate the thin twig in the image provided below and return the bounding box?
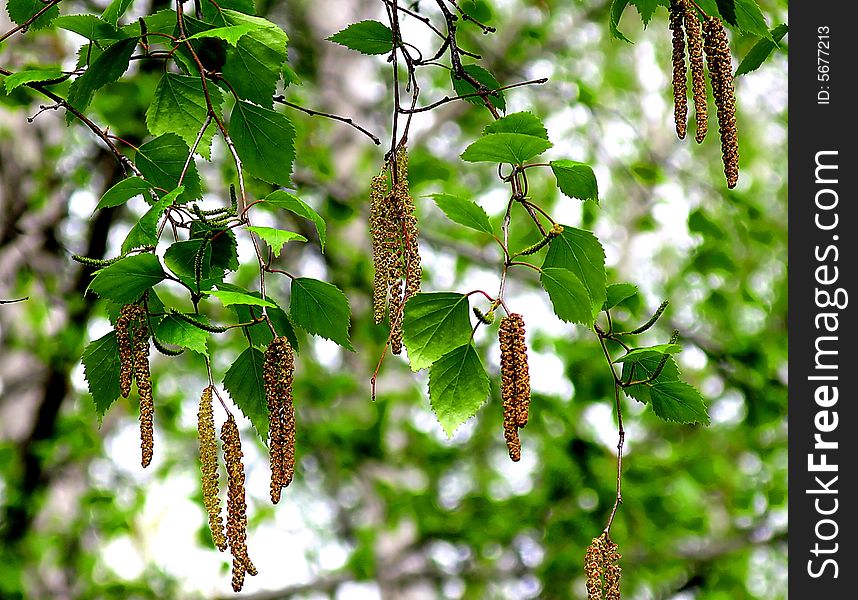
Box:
[273,96,381,145]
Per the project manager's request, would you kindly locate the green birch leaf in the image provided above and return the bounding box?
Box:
[82,331,121,419]
[163,239,223,291]
[736,24,788,76]
[246,226,307,257]
[609,0,632,43]
[96,177,155,210]
[3,69,65,93]
[733,0,771,39]
[67,38,136,121]
[230,101,296,187]
[430,194,493,235]
[220,10,289,107]
[649,381,710,424]
[614,343,682,363]
[187,24,258,46]
[429,344,490,437]
[222,347,269,440]
[630,0,661,26]
[543,227,607,315]
[460,133,552,165]
[622,355,681,404]
[146,74,223,160]
[604,283,638,310]
[550,160,599,203]
[290,278,354,351]
[87,253,165,303]
[190,222,239,273]
[262,190,327,251]
[6,0,59,30]
[52,14,126,41]
[451,64,506,111]
[101,0,134,26]
[402,292,473,372]
[208,289,276,309]
[201,0,254,21]
[217,283,300,352]
[484,111,548,139]
[121,187,183,253]
[155,315,209,356]
[134,133,202,202]
[327,20,394,55]
[539,268,594,325]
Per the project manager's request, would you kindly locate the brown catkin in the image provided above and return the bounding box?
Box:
[703,16,739,188]
[603,537,622,600]
[684,5,708,143]
[130,307,154,468]
[115,304,142,398]
[198,386,227,552]
[499,313,531,462]
[584,535,605,600]
[584,534,622,600]
[669,0,688,139]
[264,336,296,504]
[369,147,422,351]
[221,415,257,591]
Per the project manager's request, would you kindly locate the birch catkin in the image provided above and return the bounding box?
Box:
[198,386,227,552]
[499,313,531,462]
[221,415,257,591]
[116,304,141,398]
[669,0,688,140]
[264,336,296,504]
[584,534,622,600]
[684,6,708,143]
[131,308,154,468]
[703,16,739,188]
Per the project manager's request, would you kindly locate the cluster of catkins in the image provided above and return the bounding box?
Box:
[370,146,422,353]
[499,313,531,462]
[669,0,739,188]
[584,533,622,600]
[116,304,154,467]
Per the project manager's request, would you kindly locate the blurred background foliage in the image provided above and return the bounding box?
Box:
[0,0,787,598]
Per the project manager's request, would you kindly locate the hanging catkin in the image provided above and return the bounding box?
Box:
[602,536,622,600]
[584,535,605,600]
[703,16,739,188]
[264,336,296,504]
[369,147,422,353]
[683,5,708,143]
[221,415,257,592]
[499,313,531,462]
[584,534,623,600]
[669,0,688,140]
[116,305,137,398]
[198,386,227,552]
[131,307,154,468]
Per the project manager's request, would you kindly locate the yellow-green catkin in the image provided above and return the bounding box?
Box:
[684,4,708,143]
[669,0,688,140]
[130,307,154,468]
[369,147,422,353]
[585,535,605,600]
[198,386,227,552]
[703,16,739,188]
[116,304,145,398]
[584,534,622,600]
[221,415,257,592]
[264,336,296,504]
[499,313,531,462]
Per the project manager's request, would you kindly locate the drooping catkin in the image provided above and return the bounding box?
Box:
[669,0,688,140]
[584,534,623,600]
[499,313,531,462]
[684,5,708,143]
[130,307,154,468]
[116,304,142,398]
[221,415,257,591]
[603,537,622,600]
[584,535,605,600]
[264,336,296,504]
[369,147,422,352]
[703,16,739,188]
[198,386,227,552]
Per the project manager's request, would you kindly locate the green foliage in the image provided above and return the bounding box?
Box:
[290,277,354,351]
[121,187,183,253]
[67,38,136,121]
[543,227,607,315]
[539,267,595,324]
[262,191,327,251]
[208,289,276,309]
[430,193,493,235]
[550,160,599,203]
[246,226,307,257]
[101,0,133,25]
[146,74,223,160]
[604,283,638,310]
[648,381,709,424]
[155,315,210,356]
[327,20,394,55]
[6,0,58,30]
[134,134,203,202]
[82,331,122,418]
[222,347,269,439]
[187,24,258,46]
[450,64,506,110]
[428,344,490,437]
[52,14,125,41]
[96,177,155,210]
[484,111,548,139]
[2,68,63,93]
[736,24,788,76]
[87,254,165,303]
[402,292,473,371]
[460,132,552,164]
[614,343,682,363]
[230,100,296,186]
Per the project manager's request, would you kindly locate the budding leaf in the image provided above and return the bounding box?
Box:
[484,111,548,139]
[614,343,682,363]
[230,100,296,187]
[246,226,307,258]
[543,227,607,317]
[87,254,166,303]
[402,292,473,372]
[146,74,223,160]
[263,191,327,251]
[82,331,122,419]
[222,347,269,440]
[290,278,354,351]
[451,64,506,110]
[156,315,209,356]
[96,177,156,210]
[429,344,490,437]
[550,160,599,203]
[430,194,493,235]
[461,133,552,165]
[603,283,638,310]
[649,381,709,425]
[539,268,594,325]
[328,20,394,55]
